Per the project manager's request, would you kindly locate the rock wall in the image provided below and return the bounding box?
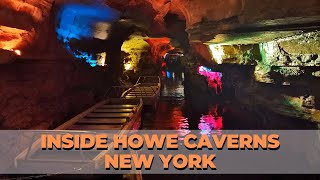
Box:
[190,43,213,62]
[205,32,320,123]
[260,32,320,67]
[240,0,320,24]
[0,59,111,129]
[171,0,243,28]
[218,64,320,123]
[189,43,261,65]
[213,44,260,65]
[255,32,320,83]
[0,0,118,130]
[0,0,54,52]
[121,34,150,72]
[108,0,319,35]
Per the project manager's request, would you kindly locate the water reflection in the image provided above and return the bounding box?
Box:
[172,103,225,138]
[161,70,185,99]
[143,68,317,132]
[163,70,184,81]
[161,71,224,137]
[198,104,224,135]
[198,117,223,135]
[172,107,191,139]
[166,71,172,79]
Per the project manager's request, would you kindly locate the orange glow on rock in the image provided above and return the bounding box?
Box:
[14,50,22,56]
[145,37,174,63]
[0,26,34,51]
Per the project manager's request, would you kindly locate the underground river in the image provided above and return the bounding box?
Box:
[142,70,318,131]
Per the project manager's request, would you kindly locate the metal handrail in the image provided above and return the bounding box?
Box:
[108,85,136,98]
[135,76,160,85]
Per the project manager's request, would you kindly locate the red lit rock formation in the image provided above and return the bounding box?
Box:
[0,0,54,58]
[145,37,174,63]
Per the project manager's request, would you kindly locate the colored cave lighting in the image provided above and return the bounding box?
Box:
[14,50,21,56]
[145,38,174,63]
[166,71,172,79]
[124,62,132,71]
[171,107,191,139]
[161,62,167,69]
[55,3,120,67]
[198,105,224,135]
[121,34,150,71]
[97,52,106,66]
[161,71,166,77]
[198,116,223,131]
[209,44,224,64]
[0,26,31,51]
[198,65,212,72]
[56,3,119,41]
[198,66,223,94]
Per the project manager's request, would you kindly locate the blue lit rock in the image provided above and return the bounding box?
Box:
[55,3,120,67]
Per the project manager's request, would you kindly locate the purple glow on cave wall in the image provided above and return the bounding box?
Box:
[198,66,223,94]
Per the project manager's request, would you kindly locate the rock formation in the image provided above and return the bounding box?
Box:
[1,0,320,128]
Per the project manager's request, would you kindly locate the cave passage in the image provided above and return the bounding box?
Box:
[143,68,318,131]
[1,0,320,179]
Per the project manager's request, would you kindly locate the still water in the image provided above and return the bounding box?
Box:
[143,70,317,131]
[142,70,318,180]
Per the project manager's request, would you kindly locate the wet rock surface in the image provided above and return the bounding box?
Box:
[219,65,320,123]
[143,69,317,131]
[0,60,111,129]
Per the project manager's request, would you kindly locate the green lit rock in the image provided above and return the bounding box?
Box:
[207,44,259,65]
[312,71,320,77]
[272,67,305,77]
[258,32,320,67]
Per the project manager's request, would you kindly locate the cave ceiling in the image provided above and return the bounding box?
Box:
[0,0,320,52]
